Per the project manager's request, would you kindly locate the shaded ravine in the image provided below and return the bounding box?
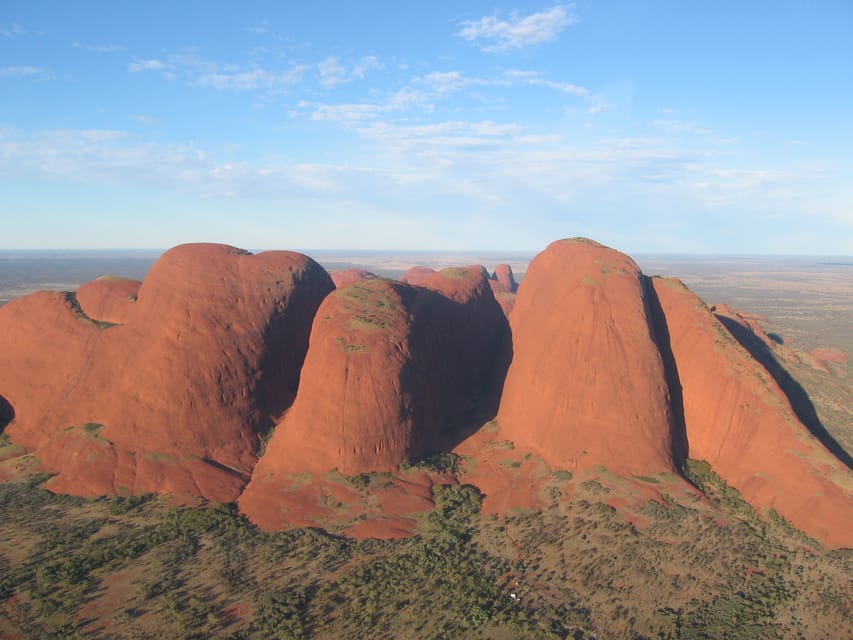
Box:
[643,276,689,469]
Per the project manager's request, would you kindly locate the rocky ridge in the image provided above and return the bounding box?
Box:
[0,238,850,547]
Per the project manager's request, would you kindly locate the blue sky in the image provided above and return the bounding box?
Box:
[1,1,851,253]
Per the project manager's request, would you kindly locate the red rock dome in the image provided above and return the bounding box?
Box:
[496,238,678,476]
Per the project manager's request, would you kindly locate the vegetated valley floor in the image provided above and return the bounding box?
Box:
[0,439,851,640]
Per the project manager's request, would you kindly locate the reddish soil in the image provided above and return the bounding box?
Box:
[811,347,847,365]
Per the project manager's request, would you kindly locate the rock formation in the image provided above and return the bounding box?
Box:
[1,237,850,548]
[489,264,518,294]
[330,268,378,289]
[0,243,333,501]
[399,266,436,286]
[484,264,517,316]
[496,238,679,476]
[240,268,509,522]
[651,276,853,547]
[75,276,141,325]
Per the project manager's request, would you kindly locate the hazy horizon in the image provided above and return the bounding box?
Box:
[1,247,852,260]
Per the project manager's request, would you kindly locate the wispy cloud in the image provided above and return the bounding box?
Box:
[128,58,172,72]
[0,65,48,77]
[245,20,270,35]
[0,127,388,201]
[196,65,306,91]
[504,69,588,96]
[649,119,737,145]
[0,22,40,37]
[318,55,383,87]
[307,66,594,126]
[458,3,576,53]
[351,56,383,79]
[2,124,849,251]
[309,83,432,123]
[415,70,476,94]
[318,56,348,87]
[131,115,160,125]
[311,102,388,122]
[73,41,124,53]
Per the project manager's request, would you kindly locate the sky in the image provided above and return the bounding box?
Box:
[1,1,852,254]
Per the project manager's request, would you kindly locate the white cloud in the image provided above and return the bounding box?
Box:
[352,56,383,78]
[131,115,160,125]
[318,56,348,86]
[416,71,474,93]
[309,85,432,124]
[458,3,576,53]
[311,103,387,122]
[245,20,270,35]
[0,23,29,37]
[504,69,588,96]
[649,119,737,145]
[164,51,219,75]
[74,42,124,53]
[318,55,384,87]
[0,126,395,203]
[2,123,850,252]
[128,58,171,72]
[0,65,47,77]
[197,65,306,91]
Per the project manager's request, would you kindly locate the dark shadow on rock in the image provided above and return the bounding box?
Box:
[767,332,784,345]
[254,259,336,441]
[405,280,513,457]
[716,314,853,470]
[643,276,689,468]
[0,394,13,432]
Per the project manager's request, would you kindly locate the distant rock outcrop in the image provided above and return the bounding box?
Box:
[487,264,518,316]
[75,276,141,325]
[0,291,105,449]
[651,276,853,548]
[489,264,518,294]
[331,268,378,289]
[496,238,679,476]
[399,266,436,286]
[0,243,333,501]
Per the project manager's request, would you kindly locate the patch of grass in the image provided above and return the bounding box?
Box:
[82,422,103,435]
[344,471,393,490]
[683,459,758,524]
[143,451,174,463]
[438,267,471,280]
[401,451,464,474]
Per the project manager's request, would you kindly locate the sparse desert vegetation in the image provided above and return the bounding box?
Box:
[0,460,851,640]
